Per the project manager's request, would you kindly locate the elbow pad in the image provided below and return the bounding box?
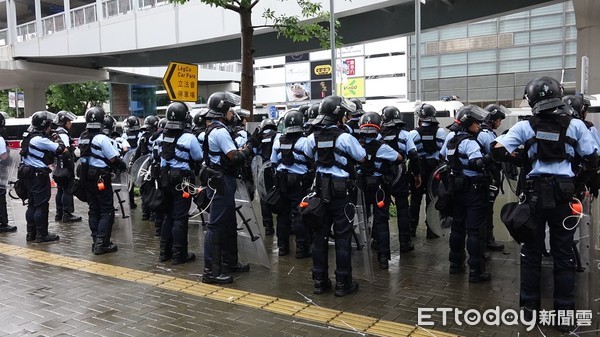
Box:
[468,158,485,172]
[582,152,599,172]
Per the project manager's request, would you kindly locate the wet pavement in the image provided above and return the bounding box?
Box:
[0,188,598,337]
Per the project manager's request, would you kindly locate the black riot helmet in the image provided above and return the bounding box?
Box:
[483,104,509,123]
[359,112,382,135]
[524,76,564,115]
[142,115,160,131]
[260,118,277,132]
[306,103,320,125]
[159,117,167,129]
[298,104,311,123]
[562,94,590,120]
[416,103,438,123]
[193,112,203,127]
[125,116,140,130]
[102,115,116,134]
[85,107,105,130]
[448,105,488,132]
[348,98,365,117]
[32,110,56,130]
[317,95,356,125]
[165,102,189,130]
[381,106,405,127]
[185,114,193,130]
[54,110,77,127]
[0,112,5,128]
[282,109,304,134]
[206,92,240,119]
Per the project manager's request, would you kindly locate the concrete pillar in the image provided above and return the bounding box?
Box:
[34,0,42,37]
[96,0,103,22]
[21,85,48,117]
[573,0,600,94]
[6,0,17,44]
[64,0,71,29]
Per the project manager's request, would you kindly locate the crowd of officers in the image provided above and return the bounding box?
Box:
[0,75,598,329]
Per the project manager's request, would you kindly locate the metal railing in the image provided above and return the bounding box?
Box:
[71,3,97,28]
[0,29,7,46]
[103,0,133,19]
[16,22,36,42]
[42,12,66,36]
[139,0,170,9]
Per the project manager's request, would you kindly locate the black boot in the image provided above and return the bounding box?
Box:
[486,240,504,251]
[54,212,63,222]
[172,246,195,265]
[62,212,82,223]
[409,220,417,238]
[426,227,440,239]
[295,242,311,259]
[469,267,491,283]
[26,225,36,242]
[159,241,172,262]
[202,268,233,284]
[449,263,466,274]
[334,278,359,297]
[399,238,415,253]
[222,262,250,273]
[313,278,332,295]
[0,224,17,233]
[36,232,60,243]
[94,237,118,255]
[378,254,389,270]
[264,225,274,236]
[278,244,290,256]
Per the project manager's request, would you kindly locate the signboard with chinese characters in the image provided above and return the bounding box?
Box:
[310,61,333,81]
[311,80,332,100]
[162,61,198,102]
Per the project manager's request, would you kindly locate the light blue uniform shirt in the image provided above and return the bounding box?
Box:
[587,126,600,153]
[496,118,596,178]
[477,128,496,154]
[22,135,59,169]
[197,131,206,149]
[235,129,248,148]
[207,122,237,166]
[441,131,483,177]
[137,131,154,154]
[395,129,417,157]
[408,125,446,159]
[270,133,309,175]
[362,136,400,177]
[304,125,366,178]
[160,132,203,170]
[80,133,119,168]
[56,127,70,147]
[0,135,7,157]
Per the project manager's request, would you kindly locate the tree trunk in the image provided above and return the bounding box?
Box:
[239,6,254,119]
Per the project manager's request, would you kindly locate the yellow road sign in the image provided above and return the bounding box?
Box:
[162,61,198,102]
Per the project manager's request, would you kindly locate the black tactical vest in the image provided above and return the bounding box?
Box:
[279,134,307,166]
[160,129,192,166]
[203,122,238,174]
[525,115,576,163]
[20,131,55,165]
[125,129,140,149]
[416,125,438,155]
[359,139,385,176]
[259,130,277,161]
[314,127,353,175]
[446,133,476,174]
[381,126,401,153]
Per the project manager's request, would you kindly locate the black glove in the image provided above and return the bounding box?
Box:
[112,158,127,173]
[247,136,260,148]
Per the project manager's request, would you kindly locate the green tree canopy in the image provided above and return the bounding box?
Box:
[46,81,110,114]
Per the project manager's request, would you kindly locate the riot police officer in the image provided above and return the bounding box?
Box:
[21,111,66,242]
[357,112,403,269]
[202,92,254,285]
[255,118,278,236]
[233,107,251,147]
[492,77,598,331]
[134,115,160,220]
[563,94,600,148]
[408,104,446,238]
[270,109,312,258]
[380,106,421,252]
[343,98,364,137]
[104,115,130,155]
[158,102,203,264]
[78,107,127,254]
[123,116,141,150]
[0,113,14,233]
[303,95,366,297]
[52,110,82,223]
[478,104,508,251]
[303,103,320,135]
[441,105,490,283]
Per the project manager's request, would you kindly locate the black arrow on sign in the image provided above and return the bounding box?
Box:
[164,63,176,100]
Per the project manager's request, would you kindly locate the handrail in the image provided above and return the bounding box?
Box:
[0,29,7,46]
[41,12,66,36]
[71,3,98,28]
[16,21,36,42]
[139,0,170,9]
[102,0,133,19]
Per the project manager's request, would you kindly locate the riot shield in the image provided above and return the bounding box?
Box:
[234,179,271,269]
[351,188,375,283]
[389,163,404,187]
[0,149,17,190]
[256,160,275,201]
[7,151,26,226]
[427,163,448,200]
[251,156,263,189]
[426,197,451,238]
[130,154,152,188]
[111,170,133,249]
[573,193,592,272]
[124,151,135,169]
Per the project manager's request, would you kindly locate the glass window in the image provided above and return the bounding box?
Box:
[501,11,529,20]
[565,12,575,26]
[530,3,564,16]
[530,28,563,43]
[440,64,467,78]
[421,55,439,67]
[500,47,529,60]
[513,32,530,45]
[566,26,577,39]
[421,67,438,80]
[468,62,496,76]
[468,50,496,63]
[530,43,562,58]
[565,55,576,68]
[499,60,529,73]
[565,41,577,55]
[440,26,467,40]
[499,18,529,33]
[531,14,563,30]
[468,21,497,37]
[530,56,562,71]
[420,31,439,43]
[440,53,467,66]
[566,1,573,11]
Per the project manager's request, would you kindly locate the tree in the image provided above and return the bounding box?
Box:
[168,0,340,117]
[46,81,110,115]
[0,90,18,117]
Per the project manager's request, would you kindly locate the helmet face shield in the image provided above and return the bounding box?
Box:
[340,97,357,115]
[469,105,488,122]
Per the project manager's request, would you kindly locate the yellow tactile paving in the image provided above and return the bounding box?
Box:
[0,243,460,337]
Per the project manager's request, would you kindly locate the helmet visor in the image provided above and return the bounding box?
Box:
[340,97,357,115]
[223,92,241,107]
[469,105,489,122]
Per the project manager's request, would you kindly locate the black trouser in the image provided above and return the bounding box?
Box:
[0,188,8,225]
[520,187,575,311]
[25,171,51,237]
[391,174,411,244]
[312,178,354,284]
[204,174,237,275]
[448,178,488,271]
[364,185,392,259]
[56,178,75,215]
[409,158,438,231]
[160,176,192,255]
[83,174,114,243]
[276,178,309,249]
